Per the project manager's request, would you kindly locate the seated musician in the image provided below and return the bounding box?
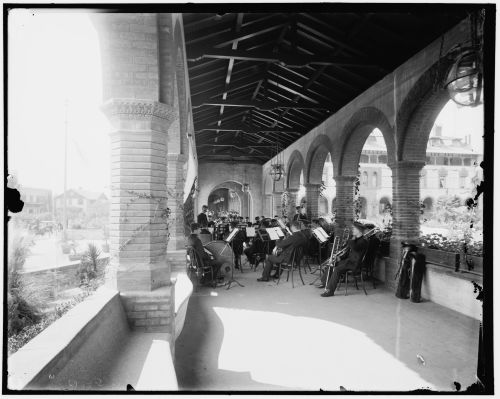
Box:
[245,216,252,227]
[225,221,245,269]
[187,223,225,284]
[319,221,369,297]
[207,215,215,228]
[197,205,209,226]
[252,216,260,227]
[257,220,308,282]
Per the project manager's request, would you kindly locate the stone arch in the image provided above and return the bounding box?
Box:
[286,150,305,190]
[335,107,396,176]
[397,57,456,162]
[304,134,334,184]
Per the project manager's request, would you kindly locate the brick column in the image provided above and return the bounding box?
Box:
[166,152,187,251]
[385,160,425,289]
[334,176,357,236]
[94,13,178,337]
[104,100,175,291]
[304,183,321,220]
[272,191,283,217]
[287,188,300,221]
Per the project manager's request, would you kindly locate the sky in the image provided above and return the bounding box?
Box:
[8,10,110,196]
[7,10,484,197]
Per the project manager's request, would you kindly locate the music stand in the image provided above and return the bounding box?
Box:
[310,227,329,274]
[223,228,244,290]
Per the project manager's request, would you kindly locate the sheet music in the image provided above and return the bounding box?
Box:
[225,228,239,242]
[246,227,256,237]
[316,227,329,241]
[266,228,280,241]
[313,227,328,243]
[208,227,214,234]
[274,227,285,238]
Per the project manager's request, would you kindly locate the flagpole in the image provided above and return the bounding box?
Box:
[63,98,68,242]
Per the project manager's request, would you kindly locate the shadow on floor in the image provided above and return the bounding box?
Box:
[174,266,479,392]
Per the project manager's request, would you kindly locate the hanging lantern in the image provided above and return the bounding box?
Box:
[270,164,284,182]
[445,49,483,107]
[269,142,284,182]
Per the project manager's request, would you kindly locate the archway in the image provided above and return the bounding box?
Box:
[418,99,484,238]
[356,128,393,223]
[304,135,336,220]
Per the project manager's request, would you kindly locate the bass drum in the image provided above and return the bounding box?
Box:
[204,240,233,270]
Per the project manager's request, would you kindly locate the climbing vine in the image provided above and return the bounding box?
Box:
[115,188,184,257]
[353,168,361,221]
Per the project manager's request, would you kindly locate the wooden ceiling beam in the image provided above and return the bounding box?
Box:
[187,48,379,69]
[195,123,302,135]
[192,98,332,111]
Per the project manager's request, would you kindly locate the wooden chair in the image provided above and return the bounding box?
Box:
[186,247,215,289]
[276,247,305,288]
[342,236,381,295]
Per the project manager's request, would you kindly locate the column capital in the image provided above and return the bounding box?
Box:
[102,98,177,124]
[388,160,426,171]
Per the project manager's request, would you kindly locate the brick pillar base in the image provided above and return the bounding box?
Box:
[334,176,356,236]
[304,183,321,220]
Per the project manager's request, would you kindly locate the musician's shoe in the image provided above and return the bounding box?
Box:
[316,283,326,289]
[320,290,335,297]
[257,277,269,282]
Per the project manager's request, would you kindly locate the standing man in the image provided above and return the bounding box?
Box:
[319,221,369,297]
[257,220,308,282]
[225,221,245,270]
[197,205,209,227]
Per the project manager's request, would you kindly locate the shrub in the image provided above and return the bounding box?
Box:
[77,243,106,287]
[7,236,45,337]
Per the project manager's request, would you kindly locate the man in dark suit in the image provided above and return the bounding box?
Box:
[225,221,245,269]
[319,221,369,297]
[197,205,209,227]
[187,223,224,284]
[257,220,308,282]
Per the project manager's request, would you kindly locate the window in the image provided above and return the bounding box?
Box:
[360,154,369,163]
[361,171,368,185]
[460,176,466,189]
[372,172,378,187]
[369,155,378,163]
[378,154,387,164]
[439,177,446,189]
[435,156,449,165]
[450,157,462,166]
[463,158,472,166]
[426,156,433,165]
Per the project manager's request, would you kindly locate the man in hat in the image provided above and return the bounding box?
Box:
[197,205,209,227]
[319,221,369,297]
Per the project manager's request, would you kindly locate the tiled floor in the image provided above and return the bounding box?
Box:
[174,264,480,392]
